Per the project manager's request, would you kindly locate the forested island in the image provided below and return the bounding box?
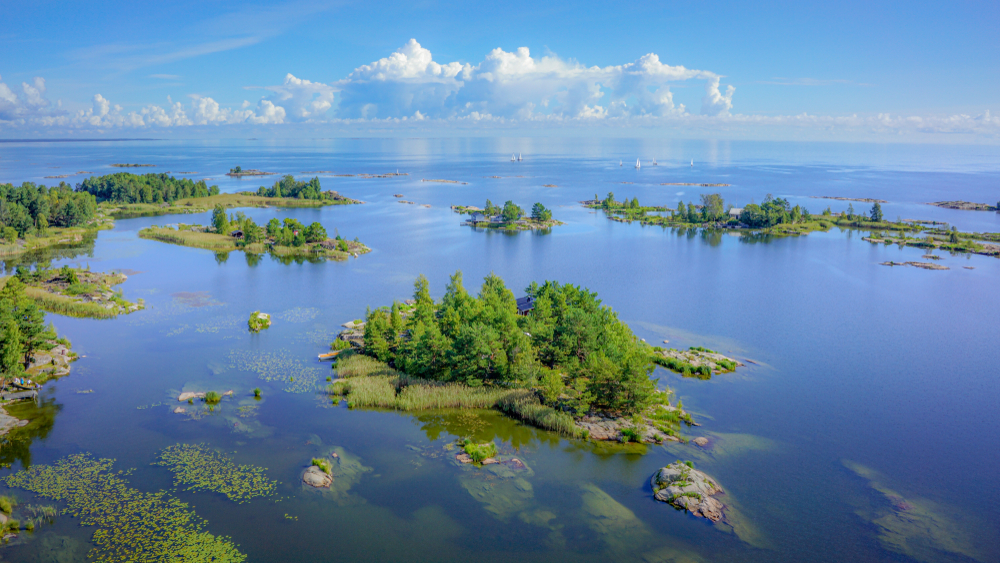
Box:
[586,193,1000,258]
[330,272,700,444]
[453,199,561,231]
[139,206,369,261]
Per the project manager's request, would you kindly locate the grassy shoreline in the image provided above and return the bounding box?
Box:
[139,224,370,261]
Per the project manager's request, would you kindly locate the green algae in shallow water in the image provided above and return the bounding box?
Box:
[228,349,321,393]
[842,459,992,563]
[2,453,246,563]
[155,444,277,503]
[276,307,320,323]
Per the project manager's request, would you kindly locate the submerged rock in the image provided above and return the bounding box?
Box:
[302,465,333,488]
[692,437,709,447]
[651,462,725,522]
[173,407,186,414]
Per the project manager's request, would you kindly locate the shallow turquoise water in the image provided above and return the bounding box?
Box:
[0,138,998,562]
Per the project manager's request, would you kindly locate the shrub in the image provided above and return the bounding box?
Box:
[253,388,261,398]
[204,391,221,404]
[311,458,332,475]
[0,496,14,514]
[331,339,352,351]
[462,439,497,463]
[620,427,642,443]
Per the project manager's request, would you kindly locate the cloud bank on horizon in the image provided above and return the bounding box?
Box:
[1,39,997,138]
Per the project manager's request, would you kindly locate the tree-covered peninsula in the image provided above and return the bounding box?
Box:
[0,277,75,386]
[332,272,697,443]
[0,181,106,258]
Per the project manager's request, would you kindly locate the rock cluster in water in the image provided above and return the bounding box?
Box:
[302,466,333,488]
[650,462,725,522]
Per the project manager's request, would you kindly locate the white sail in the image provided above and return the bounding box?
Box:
[511,154,515,161]
[518,153,522,161]
[619,160,622,166]
[635,159,640,169]
[690,159,693,167]
[653,158,657,166]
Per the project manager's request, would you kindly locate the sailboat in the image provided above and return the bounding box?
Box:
[635,159,640,169]
[619,160,622,167]
[652,158,657,166]
[690,159,694,167]
[518,153,522,162]
[511,154,516,162]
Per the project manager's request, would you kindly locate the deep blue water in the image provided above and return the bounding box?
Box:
[0,138,998,563]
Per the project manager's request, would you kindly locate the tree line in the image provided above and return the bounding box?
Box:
[479,199,552,222]
[600,191,888,229]
[0,182,97,241]
[77,173,219,204]
[210,205,344,249]
[0,277,53,381]
[255,176,334,201]
[362,272,658,415]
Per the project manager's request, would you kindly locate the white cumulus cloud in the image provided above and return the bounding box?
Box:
[330,39,724,120]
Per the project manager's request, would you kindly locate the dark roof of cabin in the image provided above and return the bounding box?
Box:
[516,295,534,313]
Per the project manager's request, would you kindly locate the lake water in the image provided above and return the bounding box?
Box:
[1,138,998,563]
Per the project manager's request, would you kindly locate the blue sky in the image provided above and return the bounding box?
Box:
[1,0,998,141]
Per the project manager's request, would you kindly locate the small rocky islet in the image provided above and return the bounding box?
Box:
[651,461,726,522]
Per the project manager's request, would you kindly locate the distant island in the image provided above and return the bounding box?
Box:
[140,207,369,262]
[110,163,156,168]
[226,166,276,177]
[926,200,998,212]
[453,199,562,231]
[585,192,1000,259]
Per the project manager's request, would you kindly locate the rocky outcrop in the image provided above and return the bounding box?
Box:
[0,406,29,437]
[651,462,725,522]
[880,261,949,270]
[576,404,693,443]
[302,466,333,488]
[692,437,709,447]
[177,390,233,402]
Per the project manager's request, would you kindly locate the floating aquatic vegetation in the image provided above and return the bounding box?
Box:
[236,405,259,418]
[195,314,243,334]
[228,349,321,393]
[136,401,165,410]
[276,307,319,323]
[3,453,247,563]
[154,444,277,503]
[172,291,223,308]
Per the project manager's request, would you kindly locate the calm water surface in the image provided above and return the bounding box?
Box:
[0,138,998,563]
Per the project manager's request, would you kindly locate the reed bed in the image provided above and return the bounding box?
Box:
[139,227,238,251]
[333,351,402,378]
[498,391,581,437]
[24,287,119,319]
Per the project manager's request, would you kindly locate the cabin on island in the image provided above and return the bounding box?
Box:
[728,208,743,219]
[516,295,534,316]
[470,211,487,223]
[229,229,244,239]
